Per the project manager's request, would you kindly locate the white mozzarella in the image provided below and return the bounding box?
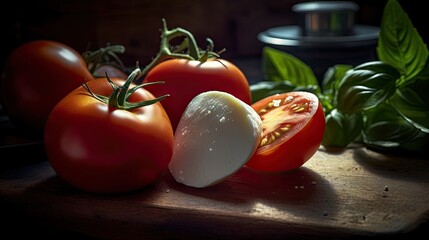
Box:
[169,91,262,188]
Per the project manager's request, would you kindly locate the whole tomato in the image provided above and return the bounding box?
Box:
[142,58,252,132]
[245,91,325,172]
[91,64,128,79]
[83,44,129,79]
[0,40,94,135]
[44,70,174,194]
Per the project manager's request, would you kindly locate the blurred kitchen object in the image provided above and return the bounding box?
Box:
[258,1,380,81]
[294,1,358,37]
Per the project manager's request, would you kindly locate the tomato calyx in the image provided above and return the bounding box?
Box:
[82,43,127,77]
[83,66,169,110]
[198,38,226,62]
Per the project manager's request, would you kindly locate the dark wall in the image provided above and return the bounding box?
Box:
[0,0,424,71]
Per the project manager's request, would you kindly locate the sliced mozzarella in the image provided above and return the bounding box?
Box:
[169,91,263,188]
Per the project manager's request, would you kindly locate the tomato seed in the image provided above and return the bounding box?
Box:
[260,137,268,146]
[285,96,294,103]
[280,123,292,132]
[290,103,309,113]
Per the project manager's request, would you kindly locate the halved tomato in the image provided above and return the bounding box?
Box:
[245,91,325,172]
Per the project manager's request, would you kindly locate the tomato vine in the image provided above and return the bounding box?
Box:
[134,18,225,83]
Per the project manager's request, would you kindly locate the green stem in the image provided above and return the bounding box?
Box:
[161,18,200,60]
[134,19,202,83]
[134,18,226,84]
[200,38,216,62]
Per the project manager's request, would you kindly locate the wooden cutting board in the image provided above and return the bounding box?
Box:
[0,147,428,239]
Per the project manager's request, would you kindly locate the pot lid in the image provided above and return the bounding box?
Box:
[292,1,359,13]
[258,25,379,48]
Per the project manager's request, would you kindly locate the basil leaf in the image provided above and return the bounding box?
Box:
[250,81,319,103]
[405,59,429,106]
[322,64,352,95]
[354,61,401,79]
[363,103,429,152]
[336,66,397,114]
[322,109,363,148]
[377,0,428,84]
[250,81,295,103]
[390,87,429,133]
[262,46,320,94]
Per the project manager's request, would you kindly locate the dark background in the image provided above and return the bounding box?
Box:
[0,0,425,75]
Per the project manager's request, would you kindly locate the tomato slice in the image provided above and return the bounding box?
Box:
[245,91,326,172]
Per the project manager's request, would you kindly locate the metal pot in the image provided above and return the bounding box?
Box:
[292,1,359,37]
[257,1,379,81]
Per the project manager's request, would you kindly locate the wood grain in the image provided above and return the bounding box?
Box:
[1,147,428,239]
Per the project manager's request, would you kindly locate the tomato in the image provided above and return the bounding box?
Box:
[245,91,325,172]
[0,40,94,135]
[91,64,128,79]
[44,76,174,194]
[82,43,128,79]
[142,58,252,131]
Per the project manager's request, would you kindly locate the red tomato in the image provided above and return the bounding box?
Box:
[90,64,128,79]
[245,91,325,172]
[142,58,252,131]
[44,78,174,194]
[0,40,94,134]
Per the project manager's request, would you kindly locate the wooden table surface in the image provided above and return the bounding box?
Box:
[1,139,428,239]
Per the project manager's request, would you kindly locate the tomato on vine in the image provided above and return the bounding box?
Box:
[44,67,174,194]
[136,19,252,132]
[82,43,129,79]
[143,58,251,131]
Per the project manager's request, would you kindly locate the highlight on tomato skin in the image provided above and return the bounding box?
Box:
[245,91,326,173]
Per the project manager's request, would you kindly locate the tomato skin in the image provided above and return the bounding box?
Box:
[0,40,94,134]
[44,78,174,194]
[245,92,325,172]
[142,58,252,131]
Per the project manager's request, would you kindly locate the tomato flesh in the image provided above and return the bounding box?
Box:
[245,91,325,172]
